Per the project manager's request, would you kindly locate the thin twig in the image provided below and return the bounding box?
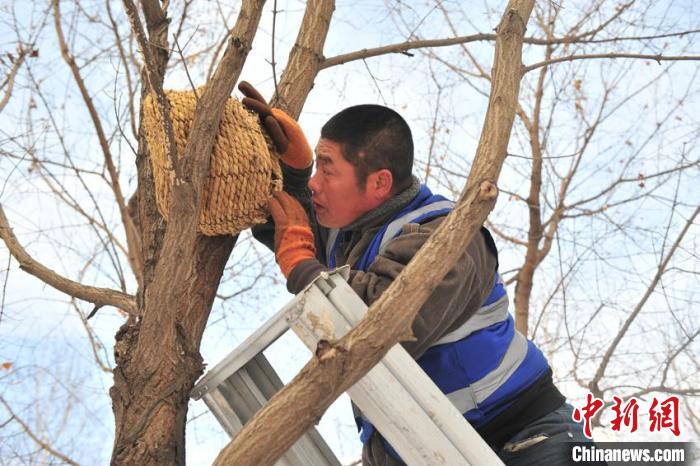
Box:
[362,59,387,105]
[113,91,139,158]
[589,205,700,395]
[172,0,193,50]
[0,149,27,200]
[424,63,442,185]
[106,0,138,138]
[173,35,198,99]
[0,255,10,324]
[71,300,113,373]
[524,53,700,73]
[271,0,279,96]
[122,0,179,174]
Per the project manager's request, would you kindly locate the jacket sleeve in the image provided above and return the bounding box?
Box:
[347,218,498,359]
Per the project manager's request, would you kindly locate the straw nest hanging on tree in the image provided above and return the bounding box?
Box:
[142,89,282,236]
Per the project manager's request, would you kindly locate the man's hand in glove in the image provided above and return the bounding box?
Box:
[268,191,316,278]
[238,81,313,170]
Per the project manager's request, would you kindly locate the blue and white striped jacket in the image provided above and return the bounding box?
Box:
[326,185,551,452]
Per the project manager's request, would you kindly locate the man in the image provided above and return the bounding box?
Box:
[239,82,594,465]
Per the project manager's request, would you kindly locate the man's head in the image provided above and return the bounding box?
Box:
[308,104,414,228]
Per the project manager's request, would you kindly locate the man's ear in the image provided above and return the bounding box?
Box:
[369,169,393,200]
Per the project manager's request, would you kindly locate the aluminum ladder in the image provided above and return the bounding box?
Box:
[191,267,503,466]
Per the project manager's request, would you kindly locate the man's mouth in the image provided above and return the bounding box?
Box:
[312,200,324,212]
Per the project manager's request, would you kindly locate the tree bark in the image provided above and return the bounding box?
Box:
[214,1,535,465]
[271,0,335,117]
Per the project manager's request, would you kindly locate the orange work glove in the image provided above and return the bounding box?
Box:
[238,81,313,170]
[268,191,316,277]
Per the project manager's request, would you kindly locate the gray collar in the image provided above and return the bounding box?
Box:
[343,176,421,233]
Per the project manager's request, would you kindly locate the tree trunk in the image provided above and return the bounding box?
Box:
[110,1,265,463]
[110,235,235,465]
[513,43,552,336]
[513,122,543,336]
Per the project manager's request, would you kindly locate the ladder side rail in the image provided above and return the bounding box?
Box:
[243,355,342,466]
[191,299,297,399]
[202,389,244,437]
[204,360,337,466]
[347,365,474,465]
[247,354,342,466]
[204,373,296,465]
[325,273,504,465]
[289,285,473,465]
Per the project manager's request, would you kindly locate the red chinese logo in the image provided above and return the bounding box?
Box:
[649,396,680,436]
[572,393,604,439]
[572,394,682,438]
[611,396,640,433]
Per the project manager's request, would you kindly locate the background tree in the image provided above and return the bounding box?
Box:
[388,0,700,431]
[1,0,698,464]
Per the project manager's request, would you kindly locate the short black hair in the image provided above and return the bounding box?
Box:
[320,104,413,193]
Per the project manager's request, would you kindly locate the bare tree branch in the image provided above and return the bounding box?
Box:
[570,29,700,45]
[485,219,528,247]
[106,0,139,139]
[171,0,193,51]
[0,396,80,466]
[564,159,700,213]
[320,33,497,70]
[589,205,700,396]
[512,37,553,334]
[0,204,137,314]
[0,254,10,324]
[524,53,700,73]
[270,0,280,95]
[321,22,700,72]
[0,48,27,114]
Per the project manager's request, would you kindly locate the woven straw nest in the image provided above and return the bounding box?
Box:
[142,90,282,236]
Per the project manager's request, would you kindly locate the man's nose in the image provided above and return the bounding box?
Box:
[308,171,320,194]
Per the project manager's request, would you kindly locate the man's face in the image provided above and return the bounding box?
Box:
[308,139,377,228]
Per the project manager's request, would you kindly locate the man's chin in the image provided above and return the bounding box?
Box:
[315,212,342,229]
[314,212,329,227]
[315,216,333,228]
